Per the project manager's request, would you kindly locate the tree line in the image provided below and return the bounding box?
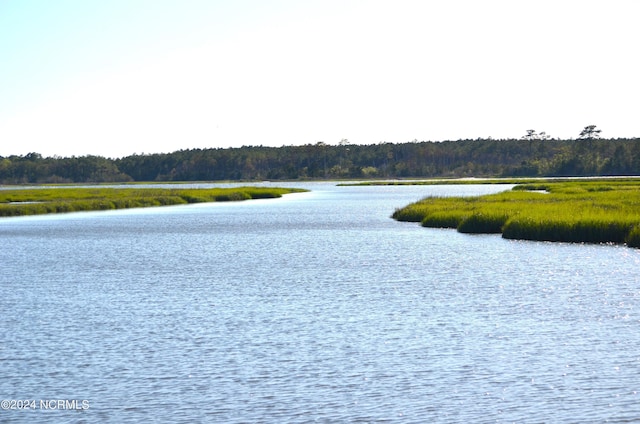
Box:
[1,137,640,184]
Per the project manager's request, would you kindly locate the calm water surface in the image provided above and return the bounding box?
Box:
[1,183,640,423]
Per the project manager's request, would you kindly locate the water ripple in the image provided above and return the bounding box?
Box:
[1,184,640,422]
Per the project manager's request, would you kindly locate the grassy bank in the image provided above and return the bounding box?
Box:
[0,186,307,217]
[392,179,640,248]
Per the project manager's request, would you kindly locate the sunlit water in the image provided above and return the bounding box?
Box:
[1,183,640,423]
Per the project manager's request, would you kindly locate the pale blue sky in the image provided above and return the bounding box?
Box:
[1,0,638,158]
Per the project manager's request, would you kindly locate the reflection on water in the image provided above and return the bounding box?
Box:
[1,183,640,423]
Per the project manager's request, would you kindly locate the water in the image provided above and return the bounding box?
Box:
[1,183,640,423]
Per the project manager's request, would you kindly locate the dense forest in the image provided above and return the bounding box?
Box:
[1,137,640,184]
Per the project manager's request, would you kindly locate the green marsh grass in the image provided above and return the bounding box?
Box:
[392,180,640,248]
[0,186,306,217]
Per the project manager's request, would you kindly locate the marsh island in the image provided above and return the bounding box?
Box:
[0,186,307,217]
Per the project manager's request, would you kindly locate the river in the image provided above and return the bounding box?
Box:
[1,182,639,423]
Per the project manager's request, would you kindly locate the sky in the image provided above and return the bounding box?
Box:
[0,0,638,158]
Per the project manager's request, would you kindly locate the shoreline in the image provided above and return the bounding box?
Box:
[392,179,640,248]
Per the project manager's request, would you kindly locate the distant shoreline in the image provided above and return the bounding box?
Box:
[3,138,640,183]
